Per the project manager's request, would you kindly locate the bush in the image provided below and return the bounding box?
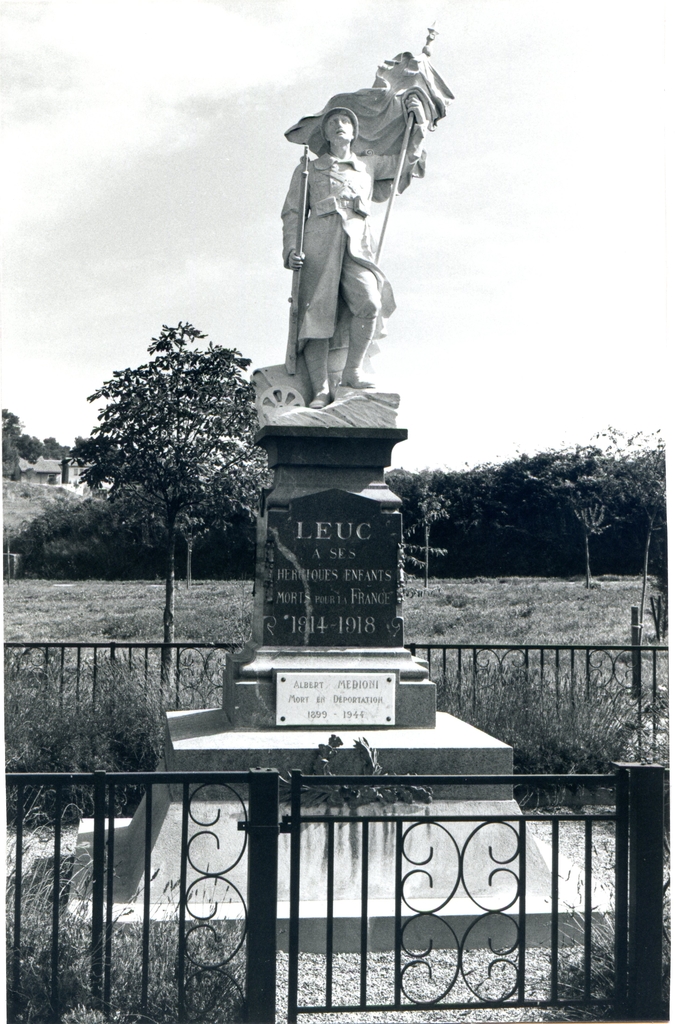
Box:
[11,494,256,580]
[387,449,667,580]
[5,660,165,777]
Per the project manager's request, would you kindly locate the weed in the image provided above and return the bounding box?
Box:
[6,796,246,1023]
[5,660,165,779]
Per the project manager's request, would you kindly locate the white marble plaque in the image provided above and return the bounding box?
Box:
[276,671,396,726]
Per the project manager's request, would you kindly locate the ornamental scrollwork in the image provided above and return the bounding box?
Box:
[397,818,522,1006]
[180,782,248,1020]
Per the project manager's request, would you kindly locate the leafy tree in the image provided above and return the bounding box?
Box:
[2,409,72,475]
[540,448,613,588]
[2,409,22,476]
[41,437,71,460]
[389,439,655,581]
[73,323,267,650]
[16,434,45,462]
[600,430,667,640]
[391,470,449,587]
[2,409,46,473]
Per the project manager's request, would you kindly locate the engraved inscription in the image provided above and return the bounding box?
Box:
[263,490,403,647]
[276,671,397,726]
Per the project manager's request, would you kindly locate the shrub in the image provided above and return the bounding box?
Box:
[11,494,256,580]
[5,660,165,777]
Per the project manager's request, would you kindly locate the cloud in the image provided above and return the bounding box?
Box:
[1,0,364,229]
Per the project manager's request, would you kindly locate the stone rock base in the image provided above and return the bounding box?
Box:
[223,644,437,731]
[164,711,512,783]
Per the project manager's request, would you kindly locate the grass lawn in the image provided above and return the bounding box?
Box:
[3,575,656,645]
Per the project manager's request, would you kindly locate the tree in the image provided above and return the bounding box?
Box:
[73,323,267,654]
[2,409,22,476]
[398,471,449,588]
[555,454,612,589]
[2,409,72,476]
[41,437,71,460]
[600,430,667,640]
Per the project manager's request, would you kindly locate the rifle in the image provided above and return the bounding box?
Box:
[285,145,310,374]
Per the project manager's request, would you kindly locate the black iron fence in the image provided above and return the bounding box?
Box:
[6,765,667,1022]
[5,768,277,1024]
[5,641,669,758]
[283,766,666,1022]
[3,642,241,711]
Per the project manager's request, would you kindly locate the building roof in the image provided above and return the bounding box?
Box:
[19,457,62,474]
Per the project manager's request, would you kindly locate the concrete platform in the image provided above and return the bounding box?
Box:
[72,702,565,953]
[164,710,513,798]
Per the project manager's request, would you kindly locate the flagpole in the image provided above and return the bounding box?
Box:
[375,25,439,266]
[375,112,414,265]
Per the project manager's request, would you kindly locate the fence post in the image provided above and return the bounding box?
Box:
[626,763,665,1020]
[246,768,279,1024]
[91,769,107,1008]
[631,606,642,698]
[612,765,629,1016]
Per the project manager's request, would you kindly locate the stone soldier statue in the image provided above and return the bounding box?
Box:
[282,41,453,410]
[282,98,426,408]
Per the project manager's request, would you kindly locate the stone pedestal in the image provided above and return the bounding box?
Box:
[224,425,436,732]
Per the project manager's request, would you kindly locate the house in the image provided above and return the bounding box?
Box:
[60,459,89,489]
[16,457,63,486]
[14,456,92,491]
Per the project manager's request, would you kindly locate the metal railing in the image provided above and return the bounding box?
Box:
[5,640,668,758]
[3,642,242,710]
[283,765,666,1023]
[5,768,277,1024]
[5,766,667,1022]
[408,643,669,762]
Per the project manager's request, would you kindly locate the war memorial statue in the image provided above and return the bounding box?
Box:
[75,33,569,991]
[282,98,425,405]
[254,31,454,424]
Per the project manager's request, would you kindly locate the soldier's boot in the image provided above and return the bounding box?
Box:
[304,338,332,408]
[327,348,345,400]
[340,317,376,389]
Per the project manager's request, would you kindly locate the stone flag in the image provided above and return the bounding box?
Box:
[284,50,454,202]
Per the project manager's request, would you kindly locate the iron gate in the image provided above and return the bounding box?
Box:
[6,764,667,1022]
[282,765,666,1023]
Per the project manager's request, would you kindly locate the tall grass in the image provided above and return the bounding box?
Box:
[436,661,666,773]
[5,660,166,777]
[6,649,665,782]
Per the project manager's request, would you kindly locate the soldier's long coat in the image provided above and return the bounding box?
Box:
[282,151,399,349]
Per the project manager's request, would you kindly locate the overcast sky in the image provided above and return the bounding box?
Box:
[1,0,668,471]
